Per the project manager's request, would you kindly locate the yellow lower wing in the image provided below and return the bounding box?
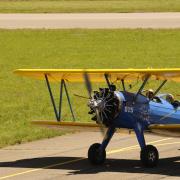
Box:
[32,120,129,133]
[32,120,102,132]
[149,124,180,137]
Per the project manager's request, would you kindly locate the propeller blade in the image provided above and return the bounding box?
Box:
[83,73,92,98]
[74,94,89,99]
[96,109,106,136]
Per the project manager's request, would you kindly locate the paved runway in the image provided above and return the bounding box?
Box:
[0,132,179,180]
[0,13,180,29]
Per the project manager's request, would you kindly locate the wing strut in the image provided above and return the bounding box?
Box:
[151,79,167,100]
[62,79,76,121]
[134,74,151,101]
[45,74,59,121]
[45,74,76,121]
[104,73,112,90]
[121,79,126,91]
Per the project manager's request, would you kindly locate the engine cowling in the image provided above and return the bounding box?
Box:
[88,88,123,127]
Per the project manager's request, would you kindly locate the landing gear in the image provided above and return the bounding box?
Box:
[88,127,115,165]
[88,143,106,165]
[140,145,159,167]
[134,123,159,168]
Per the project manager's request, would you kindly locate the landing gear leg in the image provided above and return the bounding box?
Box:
[134,122,159,167]
[88,126,116,165]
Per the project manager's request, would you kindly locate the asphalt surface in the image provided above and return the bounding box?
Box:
[0,132,179,180]
[0,13,180,29]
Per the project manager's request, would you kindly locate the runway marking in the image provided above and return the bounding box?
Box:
[107,137,172,154]
[0,158,85,180]
[107,141,180,155]
[0,137,175,180]
[156,141,180,146]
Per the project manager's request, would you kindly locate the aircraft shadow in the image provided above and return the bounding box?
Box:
[0,156,179,177]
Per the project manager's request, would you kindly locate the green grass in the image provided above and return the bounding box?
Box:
[0,29,180,148]
[0,0,180,13]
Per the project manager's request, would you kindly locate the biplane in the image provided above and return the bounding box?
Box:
[14,68,180,168]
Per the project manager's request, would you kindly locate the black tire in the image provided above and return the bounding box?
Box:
[88,143,106,165]
[140,145,159,168]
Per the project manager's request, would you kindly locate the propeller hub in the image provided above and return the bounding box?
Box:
[90,99,105,111]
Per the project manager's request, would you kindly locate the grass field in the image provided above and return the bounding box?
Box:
[0,0,180,13]
[0,29,180,148]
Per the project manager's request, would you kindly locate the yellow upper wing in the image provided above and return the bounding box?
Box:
[14,68,180,82]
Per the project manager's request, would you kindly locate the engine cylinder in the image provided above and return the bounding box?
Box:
[88,88,123,127]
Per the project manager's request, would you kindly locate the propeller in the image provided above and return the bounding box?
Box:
[83,72,106,136]
[83,72,92,99]
[95,109,106,136]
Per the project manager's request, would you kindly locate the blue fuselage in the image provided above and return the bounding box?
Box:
[113,91,180,135]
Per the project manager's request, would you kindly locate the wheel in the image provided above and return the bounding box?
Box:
[88,143,106,165]
[140,145,159,168]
